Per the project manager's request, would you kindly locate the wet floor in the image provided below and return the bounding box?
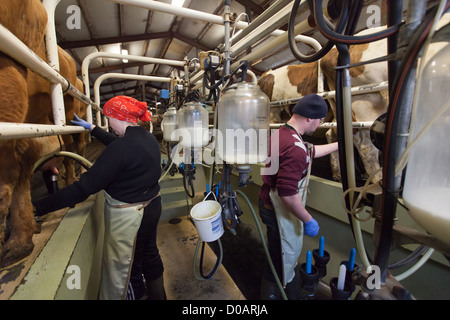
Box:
[157,217,245,300]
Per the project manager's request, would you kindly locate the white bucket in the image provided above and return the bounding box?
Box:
[190,200,224,242]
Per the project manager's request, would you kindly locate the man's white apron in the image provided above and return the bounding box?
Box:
[269,141,313,286]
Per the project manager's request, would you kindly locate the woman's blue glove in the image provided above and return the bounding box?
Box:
[71,113,92,130]
[304,217,319,237]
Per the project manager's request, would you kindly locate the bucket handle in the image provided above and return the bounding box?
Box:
[203,190,218,202]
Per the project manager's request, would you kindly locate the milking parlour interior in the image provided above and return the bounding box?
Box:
[0,0,449,306]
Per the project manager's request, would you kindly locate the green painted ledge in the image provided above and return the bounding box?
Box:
[10,192,104,300]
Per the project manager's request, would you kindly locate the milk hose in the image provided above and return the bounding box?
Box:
[159,159,175,182]
[33,151,93,172]
[193,237,223,280]
[182,164,195,198]
[394,247,435,281]
[288,0,348,63]
[312,0,401,44]
[235,189,288,300]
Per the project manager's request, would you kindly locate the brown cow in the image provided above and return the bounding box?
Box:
[0,0,87,267]
[258,30,388,183]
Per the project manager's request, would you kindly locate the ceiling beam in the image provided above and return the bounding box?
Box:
[173,32,209,51]
[59,31,209,51]
[235,0,264,15]
[59,31,171,49]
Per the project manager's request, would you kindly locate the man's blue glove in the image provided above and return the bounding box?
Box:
[71,113,92,130]
[304,217,319,237]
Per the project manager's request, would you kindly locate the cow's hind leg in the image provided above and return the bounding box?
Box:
[325,128,342,182]
[353,130,383,183]
[1,181,36,267]
[0,210,8,268]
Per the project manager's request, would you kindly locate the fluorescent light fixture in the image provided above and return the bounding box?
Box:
[121,49,128,63]
[172,0,185,7]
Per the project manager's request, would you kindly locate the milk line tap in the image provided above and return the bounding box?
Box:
[313,236,330,279]
[177,158,196,199]
[218,164,243,235]
[299,250,320,299]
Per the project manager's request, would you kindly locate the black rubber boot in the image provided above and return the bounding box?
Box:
[285,265,302,300]
[260,276,282,300]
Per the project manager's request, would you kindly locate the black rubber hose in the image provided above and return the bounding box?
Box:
[312,0,401,44]
[334,45,358,241]
[183,166,195,198]
[287,0,348,63]
[199,241,222,279]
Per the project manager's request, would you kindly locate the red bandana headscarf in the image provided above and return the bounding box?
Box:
[103,95,152,123]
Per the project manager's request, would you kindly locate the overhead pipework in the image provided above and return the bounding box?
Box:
[81,52,191,128]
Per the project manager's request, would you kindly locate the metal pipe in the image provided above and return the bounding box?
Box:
[94,74,170,129]
[376,0,408,284]
[112,0,299,70]
[189,32,321,87]
[0,23,94,112]
[191,68,257,91]
[230,0,293,45]
[183,55,190,96]
[109,0,247,29]
[190,19,320,86]
[231,1,321,60]
[270,121,374,129]
[269,81,389,106]
[223,0,232,76]
[230,18,311,71]
[230,2,296,57]
[0,123,85,140]
[94,73,171,111]
[43,0,66,126]
[229,1,339,71]
[81,52,184,125]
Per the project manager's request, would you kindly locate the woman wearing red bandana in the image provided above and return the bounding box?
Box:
[33,95,165,300]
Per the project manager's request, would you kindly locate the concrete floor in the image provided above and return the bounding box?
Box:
[157,217,244,300]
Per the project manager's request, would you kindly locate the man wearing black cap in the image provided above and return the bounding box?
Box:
[259,94,338,299]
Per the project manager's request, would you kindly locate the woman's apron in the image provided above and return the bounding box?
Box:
[100,191,157,300]
[269,142,313,286]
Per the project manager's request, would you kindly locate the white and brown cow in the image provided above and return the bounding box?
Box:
[258,29,388,182]
[0,0,88,267]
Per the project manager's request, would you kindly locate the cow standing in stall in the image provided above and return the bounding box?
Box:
[0,0,87,267]
[258,31,388,183]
